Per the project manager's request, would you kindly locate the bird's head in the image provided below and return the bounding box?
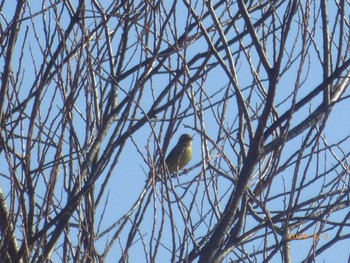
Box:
[178,134,193,146]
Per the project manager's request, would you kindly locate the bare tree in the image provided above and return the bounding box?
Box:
[0,0,349,262]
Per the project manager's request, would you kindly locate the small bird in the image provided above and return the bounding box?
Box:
[165,134,193,173]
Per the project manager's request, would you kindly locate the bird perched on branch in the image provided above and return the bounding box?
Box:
[165,134,193,173]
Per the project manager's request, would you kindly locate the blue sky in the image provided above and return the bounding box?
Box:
[1,1,350,262]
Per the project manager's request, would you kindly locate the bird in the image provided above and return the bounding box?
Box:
[165,134,193,173]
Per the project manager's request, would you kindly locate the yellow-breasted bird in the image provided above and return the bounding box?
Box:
[165,134,193,173]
